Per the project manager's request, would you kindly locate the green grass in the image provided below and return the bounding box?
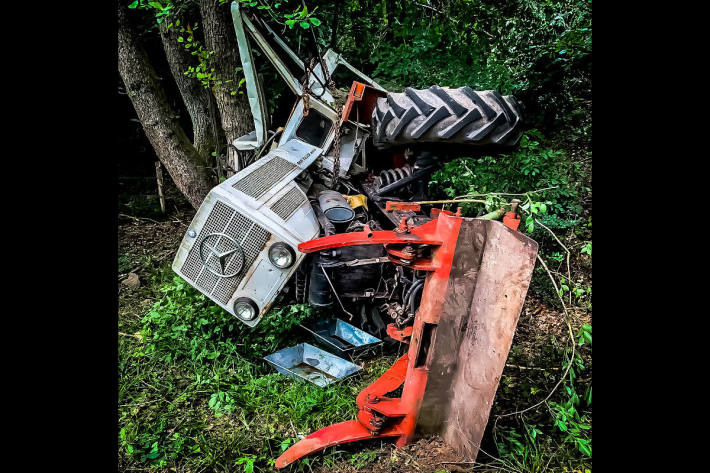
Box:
[118,268,398,471]
[119,263,590,472]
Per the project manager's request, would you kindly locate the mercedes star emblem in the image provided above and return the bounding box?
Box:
[198,232,245,277]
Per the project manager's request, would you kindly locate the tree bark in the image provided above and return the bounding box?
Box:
[118,4,214,210]
[199,0,254,174]
[159,19,216,162]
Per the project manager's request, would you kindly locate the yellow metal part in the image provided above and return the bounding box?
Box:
[345,194,368,211]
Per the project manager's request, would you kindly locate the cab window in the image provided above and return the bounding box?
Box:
[295,108,332,148]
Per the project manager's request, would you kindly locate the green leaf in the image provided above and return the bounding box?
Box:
[578,439,592,457]
[128,0,139,8]
[309,17,321,26]
[280,438,292,452]
[300,21,310,29]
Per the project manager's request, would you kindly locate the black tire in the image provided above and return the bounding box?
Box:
[371,85,523,149]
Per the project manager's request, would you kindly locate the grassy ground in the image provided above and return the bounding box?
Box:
[118,200,591,473]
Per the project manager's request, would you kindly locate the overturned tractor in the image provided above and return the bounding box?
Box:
[172,2,536,468]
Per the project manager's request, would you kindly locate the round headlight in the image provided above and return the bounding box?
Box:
[233,297,258,321]
[268,242,296,269]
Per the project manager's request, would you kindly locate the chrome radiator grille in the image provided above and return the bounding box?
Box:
[232,157,297,199]
[180,201,271,305]
[270,187,307,220]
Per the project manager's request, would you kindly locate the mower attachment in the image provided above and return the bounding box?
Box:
[275,212,538,468]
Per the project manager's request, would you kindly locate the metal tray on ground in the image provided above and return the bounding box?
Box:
[300,318,382,358]
[263,343,362,387]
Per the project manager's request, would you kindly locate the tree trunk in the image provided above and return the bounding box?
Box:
[118,4,214,210]
[330,6,339,50]
[159,19,216,162]
[199,0,253,174]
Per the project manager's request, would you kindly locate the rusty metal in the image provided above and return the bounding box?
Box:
[275,212,538,468]
[386,201,422,212]
[341,81,387,124]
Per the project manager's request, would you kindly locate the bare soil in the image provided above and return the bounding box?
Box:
[118,213,190,325]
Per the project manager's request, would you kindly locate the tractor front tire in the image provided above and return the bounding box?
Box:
[371,85,523,149]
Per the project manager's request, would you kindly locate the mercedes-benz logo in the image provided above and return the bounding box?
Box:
[198,232,245,278]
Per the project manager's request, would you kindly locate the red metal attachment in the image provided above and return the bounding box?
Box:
[341,81,387,124]
[503,198,521,230]
[386,323,413,343]
[277,212,539,468]
[503,211,521,230]
[277,214,460,469]
[430,207,457,219]
[385,201,422,212]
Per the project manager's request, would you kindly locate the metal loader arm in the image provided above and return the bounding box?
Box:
[230,0,387,151]
[277,212,539,468]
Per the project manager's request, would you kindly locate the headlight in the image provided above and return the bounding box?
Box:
[233,297,258,321]
[268,242,296,269]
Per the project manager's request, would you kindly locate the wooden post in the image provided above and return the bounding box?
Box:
[155,161,166,214]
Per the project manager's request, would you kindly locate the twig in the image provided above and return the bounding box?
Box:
[118,398,158,408]
[155,161,166,213]
[118,213,160,224]
[414,2,443,14]
[455,186,558,200]
[118,331,143,340]
[505,363,560,371]
[450,413,521,473]
[534,217,572,306]
[410,198,488,205]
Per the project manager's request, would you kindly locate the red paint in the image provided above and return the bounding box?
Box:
[430,207,456,219]
[386,201,421,212]
[503,211,521,230]
[341,81,387,124]
[274,420,402,469]
[278,213,464,468]
[386,324,413,342]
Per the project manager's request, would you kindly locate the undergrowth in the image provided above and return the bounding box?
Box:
[429,129,592,471]
[430,128,591,310]
[490,323,592,472]
[118,269,396,471]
